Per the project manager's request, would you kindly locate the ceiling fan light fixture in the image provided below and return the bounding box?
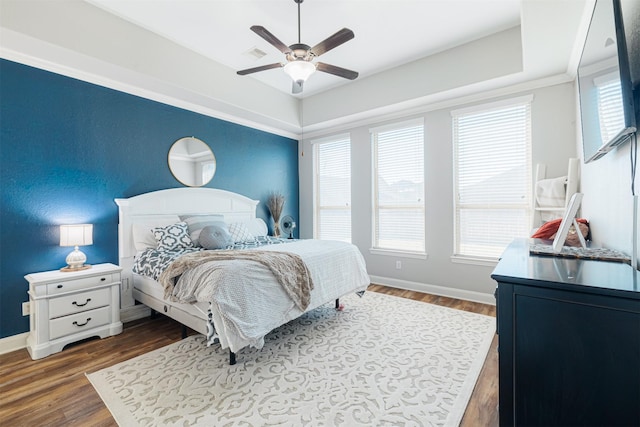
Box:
[236,0,357,93]
[284,60,316,83]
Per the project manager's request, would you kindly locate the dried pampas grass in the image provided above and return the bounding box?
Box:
[267,192,285,236]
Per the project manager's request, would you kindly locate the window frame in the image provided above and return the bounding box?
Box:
[451,95,533,264]
[312,133,352,243]
[370,118,426,257]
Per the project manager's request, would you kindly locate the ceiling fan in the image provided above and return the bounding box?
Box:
[236,0,358,94]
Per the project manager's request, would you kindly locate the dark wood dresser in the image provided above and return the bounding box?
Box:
[491,238,640,426]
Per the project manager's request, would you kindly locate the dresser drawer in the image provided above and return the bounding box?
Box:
[46,273,116,296]
[49,306,111,340]
[49,288,110,319]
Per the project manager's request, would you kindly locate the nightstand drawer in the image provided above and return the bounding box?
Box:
[49,306,111,340]
[46,273,116,296]
[49,288,110,319]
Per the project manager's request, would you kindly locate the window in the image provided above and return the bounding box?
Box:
[452,96,532,260]
[314,135,351,242]
[371,119,425,254]
[594,72,624,144]
[201,161,216,184]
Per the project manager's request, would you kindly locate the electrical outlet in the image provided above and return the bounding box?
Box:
[22,302,30,316]
[395,260,402,269]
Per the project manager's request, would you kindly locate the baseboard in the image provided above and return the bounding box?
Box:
[0,332,29,355]
[369,275,496,305]
[120,304,152,323]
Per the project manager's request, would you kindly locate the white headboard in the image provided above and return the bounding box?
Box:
[115,187,259,307]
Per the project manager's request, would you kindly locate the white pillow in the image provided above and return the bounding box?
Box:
[245,218,268,237]
[228,222,254,243]
[132,215,181,251]
[180,214,225,246]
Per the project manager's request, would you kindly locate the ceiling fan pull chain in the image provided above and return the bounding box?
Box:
[297,0,302,44]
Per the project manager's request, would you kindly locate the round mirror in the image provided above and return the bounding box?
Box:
[168,136,216,187]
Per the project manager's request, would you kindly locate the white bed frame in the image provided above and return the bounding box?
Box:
[115,188,260,334]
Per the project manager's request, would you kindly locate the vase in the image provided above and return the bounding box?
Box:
[273,220,281,237]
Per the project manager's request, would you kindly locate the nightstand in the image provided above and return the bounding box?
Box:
[25,263,123,360]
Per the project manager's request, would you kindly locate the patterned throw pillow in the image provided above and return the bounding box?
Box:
[152,222,194,251]
[228,222,254,243]
[199,224,234,250]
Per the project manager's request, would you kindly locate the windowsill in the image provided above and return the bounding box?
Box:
[450,255,499,267]
[369,248,428,260]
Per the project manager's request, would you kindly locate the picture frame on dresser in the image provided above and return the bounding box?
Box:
[552,192,586,252]
[25,263,123,360]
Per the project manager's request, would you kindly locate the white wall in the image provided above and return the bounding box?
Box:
[580,141,638,262]
[579,0,640,268]
[300,82,577,303]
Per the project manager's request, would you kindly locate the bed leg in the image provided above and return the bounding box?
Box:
[229,350,236,365]
[150,309,157,319]
[181,324,188,339]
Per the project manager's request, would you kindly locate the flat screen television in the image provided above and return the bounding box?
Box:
[577,0,636,163]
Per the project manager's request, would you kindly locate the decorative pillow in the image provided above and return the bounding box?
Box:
[565,222,590,246]
[180,214,225,246]
[132,215,181,251]
[199,224,234,250]
[532,218,589,246]
[228,222,254,243]
[245,218,268,237]
[152,222,194,251]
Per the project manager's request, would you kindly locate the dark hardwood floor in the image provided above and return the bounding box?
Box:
[0,285,498,426]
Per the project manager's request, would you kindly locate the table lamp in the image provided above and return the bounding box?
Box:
[60,224,93,271]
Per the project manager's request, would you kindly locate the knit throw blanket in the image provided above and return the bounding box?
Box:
[158,250,314,311]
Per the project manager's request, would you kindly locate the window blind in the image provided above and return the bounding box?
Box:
[314,135,351,242]
[452,97,532,259]
[595,76,624,143]
[371,120,425,253]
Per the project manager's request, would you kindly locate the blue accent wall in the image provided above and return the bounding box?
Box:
[0,59,299,339]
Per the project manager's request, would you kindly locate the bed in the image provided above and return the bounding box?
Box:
[115,188,370,364]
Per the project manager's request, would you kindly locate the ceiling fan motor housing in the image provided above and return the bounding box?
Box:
[287,43,313,61]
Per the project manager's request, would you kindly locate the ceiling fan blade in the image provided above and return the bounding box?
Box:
[310,28,355,57]
[316,62,359,80]
[237,63,283,75]
[250,25,291,54]
[292,80,303,94]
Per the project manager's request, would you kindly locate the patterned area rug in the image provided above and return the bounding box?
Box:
[87,292,495,426]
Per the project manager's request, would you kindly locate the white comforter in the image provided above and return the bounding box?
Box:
[174,239,370,353]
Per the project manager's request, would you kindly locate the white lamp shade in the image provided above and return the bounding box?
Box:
[283,61,316,83]
[60,224,93,247]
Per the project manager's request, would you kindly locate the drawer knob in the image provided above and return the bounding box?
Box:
[100,277,106,282]
[72,298,92,307]
[57,284,63,289]
[73,318,92,327]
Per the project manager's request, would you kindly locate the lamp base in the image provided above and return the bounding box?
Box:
[62,246,90,272]
[60,264,92,272]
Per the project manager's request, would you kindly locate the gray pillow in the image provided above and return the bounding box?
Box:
[199,224,233,250]
[180,214,225,246]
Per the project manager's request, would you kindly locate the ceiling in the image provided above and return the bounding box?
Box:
[86,0,526,97]
[0,0,591,135]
